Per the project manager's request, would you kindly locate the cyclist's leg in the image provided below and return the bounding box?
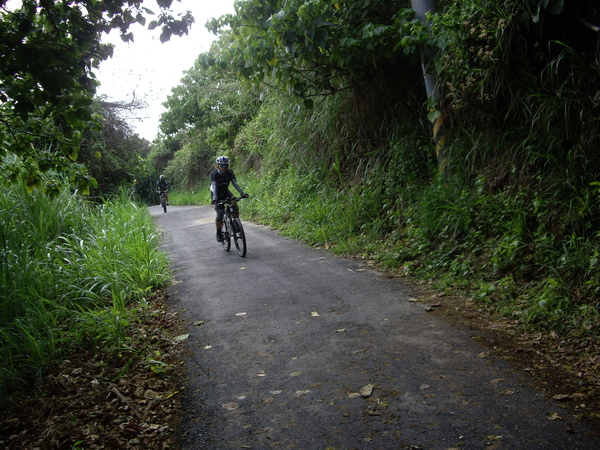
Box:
[215,204,225,241]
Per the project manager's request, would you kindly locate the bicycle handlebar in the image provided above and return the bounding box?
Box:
[214,196,247,205]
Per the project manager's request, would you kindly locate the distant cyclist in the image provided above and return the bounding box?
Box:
[210,156,249,242]
[156,174,169,205]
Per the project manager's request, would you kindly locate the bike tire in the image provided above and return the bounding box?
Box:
[221,218,231,251]
[232,218,246,257]
[162,199,167,213]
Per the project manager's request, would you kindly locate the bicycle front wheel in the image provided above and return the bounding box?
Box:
[162,198,167,213]
[232,218,246,257]
[221,218,231,251]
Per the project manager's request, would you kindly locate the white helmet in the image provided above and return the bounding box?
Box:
[216,156,229,165]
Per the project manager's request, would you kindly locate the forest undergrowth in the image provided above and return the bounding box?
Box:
[0,185,177,440]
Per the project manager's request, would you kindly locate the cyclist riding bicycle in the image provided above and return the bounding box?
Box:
[210,156,249,242]
[156,175,169,205]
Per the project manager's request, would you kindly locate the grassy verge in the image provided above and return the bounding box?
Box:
[0,185,171,406]
[168,189,206,206]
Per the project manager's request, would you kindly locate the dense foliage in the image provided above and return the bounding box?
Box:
[0,185,170,405]
[154,0,600,338]
[0,0,192,192]
[208,0,426,101]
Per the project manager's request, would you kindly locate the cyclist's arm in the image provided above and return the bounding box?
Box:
[231,178,244,196]
[210,180,218,202]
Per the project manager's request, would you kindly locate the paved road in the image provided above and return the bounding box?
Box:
[151,205,598,449]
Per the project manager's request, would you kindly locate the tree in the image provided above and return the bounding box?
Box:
[79,99,150,196]
[207,0,427,102]
[160,34,260,148]
[0,0,193,191]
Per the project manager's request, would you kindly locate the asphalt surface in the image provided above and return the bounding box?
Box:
[151,205,599,449]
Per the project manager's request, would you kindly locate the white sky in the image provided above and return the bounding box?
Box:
[95,0,235,141]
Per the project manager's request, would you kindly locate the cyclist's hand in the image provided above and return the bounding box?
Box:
[242,193,249,198]
[211,200,217,205]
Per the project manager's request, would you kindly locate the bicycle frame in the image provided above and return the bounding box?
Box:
[215,197,247,257]
[157,190,167,213]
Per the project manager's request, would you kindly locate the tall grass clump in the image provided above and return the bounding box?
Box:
[0,185,170,405]
[168,189,205,206]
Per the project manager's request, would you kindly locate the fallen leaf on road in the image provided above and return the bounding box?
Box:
[553,394,573,401]
[173,334,189,342]
[295,390,311,396]
[240,267,246,270]
[360,384,374,398]
[192,321,205,326]
[203,345,212,349]
[498,389,516,396]
[144,389,161,399]
[290,371,301,377]
[235,312,247,316]
[335,329,347,333]
[408,298,419,302]
[257,371,267,377]
[222,402,239,410]
[348,392,361,399]
[547,411,562,421]
[311,311,320,317]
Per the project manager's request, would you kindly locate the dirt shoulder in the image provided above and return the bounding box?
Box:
[404,278,600,430]
[0,292,187,449]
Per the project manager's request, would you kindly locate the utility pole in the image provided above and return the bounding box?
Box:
[410,0,449,172]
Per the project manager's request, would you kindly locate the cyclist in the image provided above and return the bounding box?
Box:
[156,174,169,205]
[210,156,249,242]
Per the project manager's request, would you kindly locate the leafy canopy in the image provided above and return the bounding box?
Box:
[207,0,428,102]
[160,32,260,147]
[0,0,193,191]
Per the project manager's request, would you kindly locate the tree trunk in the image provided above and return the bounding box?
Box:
[410,0,449,172]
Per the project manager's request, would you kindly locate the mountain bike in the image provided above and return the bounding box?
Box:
[157,190,168,213]
[216,196,247,257]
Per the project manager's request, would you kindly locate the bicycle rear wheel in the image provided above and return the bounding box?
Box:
[221,218,231,251]
[232,218,246,257]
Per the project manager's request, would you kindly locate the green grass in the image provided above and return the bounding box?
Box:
[0,185,171,405]
[168,189,207,206]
